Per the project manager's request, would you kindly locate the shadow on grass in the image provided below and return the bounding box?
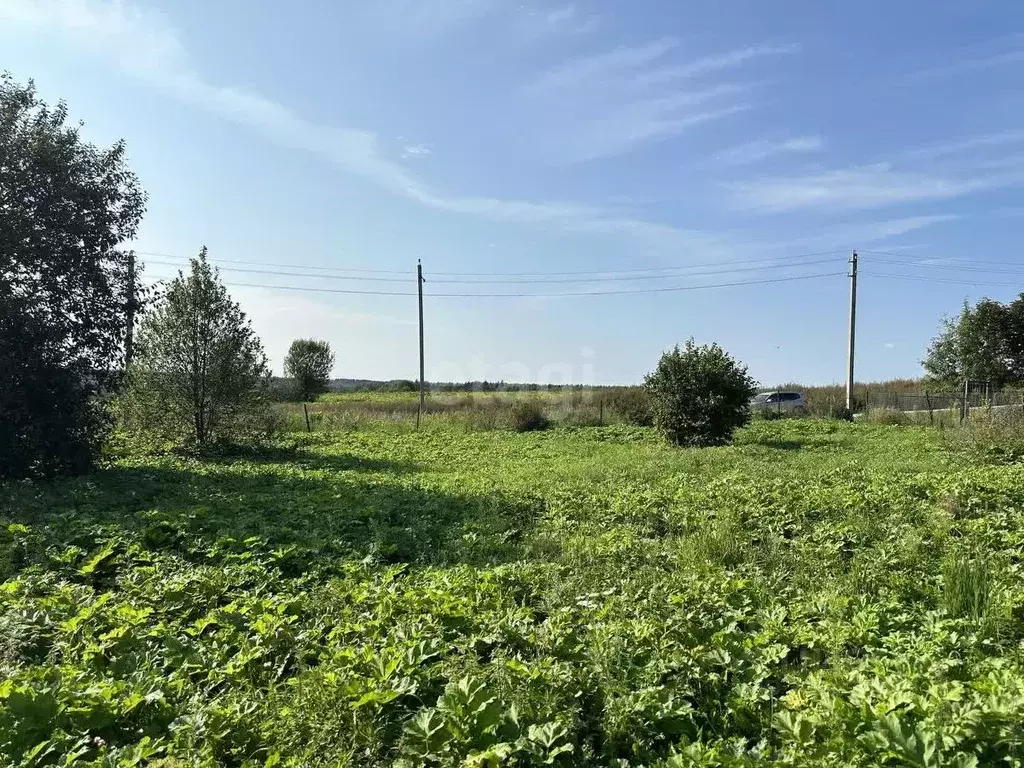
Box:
[757,439,803,451]
[189,443,423,475]
[737,436,804,451]
[3,457,541,572]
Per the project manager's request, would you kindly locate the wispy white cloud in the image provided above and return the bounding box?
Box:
[400,142,433,159]
[904,130,1024,160]
[355,0,504,45]
[766,215,958,253]
[1,0,745,251]
[714,135,824,166]
[908,48,1024,80]
[630,43,799,88]
[516,4,600,39]
[564,95,752,164]
[525,38,679,93]
[725,163,1023,212]
[521,39,792,162]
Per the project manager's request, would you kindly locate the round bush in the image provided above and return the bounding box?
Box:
[643,340,757,447]
[509,400,550,432]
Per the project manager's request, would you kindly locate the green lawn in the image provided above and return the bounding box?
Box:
[3,421,1024,766]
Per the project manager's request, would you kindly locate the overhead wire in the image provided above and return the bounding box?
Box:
[862,257,1024,275]
[861,271,1022,287]
[140,270,846,298]
[423,249,848,276]
[141,256,844,284]
[860,249,1024,267]
[135,248,848,279]
[133,250,409,275]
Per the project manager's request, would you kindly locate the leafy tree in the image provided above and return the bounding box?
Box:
[923,296,1024,388]
[643,339,757,446]
[284,339,335,401]
[125,250,271,446]
[0,74,146,477]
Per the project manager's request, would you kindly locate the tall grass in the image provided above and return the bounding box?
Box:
[944,405,1024,464]
[862,407,911,426]
[280,388,656,432]
[942,552,993,622]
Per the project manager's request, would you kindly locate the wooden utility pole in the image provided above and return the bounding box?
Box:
[125,250,136,368]
[417,259,425,428]
[845,251,858,411]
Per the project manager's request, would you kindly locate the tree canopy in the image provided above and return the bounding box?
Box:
[125,250,271,447]
[923,294,1024,388]
[1,74,145,476]
[284,338,335,402]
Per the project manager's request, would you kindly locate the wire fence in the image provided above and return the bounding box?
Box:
[861,387,1024,413]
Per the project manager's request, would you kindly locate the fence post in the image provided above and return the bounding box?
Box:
[599,397,604,427]
[303,402,311,432]
[925,390,933,425]
[961,379,969,422]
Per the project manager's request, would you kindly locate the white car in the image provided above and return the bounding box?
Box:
[750,391,807,414]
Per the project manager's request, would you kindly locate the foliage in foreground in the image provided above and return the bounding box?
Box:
[0,73,145,478]
[644,340,757,446]
[3,421,1024,766]
[122,250,272,448]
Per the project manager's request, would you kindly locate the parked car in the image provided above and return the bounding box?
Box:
[750,390,806,414]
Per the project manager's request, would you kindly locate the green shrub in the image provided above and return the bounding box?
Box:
[807,395,853,421]
[508,400,550,432]
[864,407,911,426]
[643,339,757,446]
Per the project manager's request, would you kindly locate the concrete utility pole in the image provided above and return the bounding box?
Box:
[845,250,858,411]
[417,259,425,428]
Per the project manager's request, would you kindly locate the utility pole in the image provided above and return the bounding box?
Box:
[845,250,858,412]
[125,250,136,368]
[417,259,425,428]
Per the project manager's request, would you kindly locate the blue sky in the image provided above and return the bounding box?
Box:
[2,0,1023,385]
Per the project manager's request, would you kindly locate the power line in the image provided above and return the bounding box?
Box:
[141,270,845,298]
[860,249,1024,267]
[425,250,847,276]
[137,248,847,279]
[144,260,413,282]
[860,274,1019,290]
[862,257,1024,275]
[142,256,842,284]
[134,251,408,275]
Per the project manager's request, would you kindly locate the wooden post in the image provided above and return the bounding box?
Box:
[303,402,311,432]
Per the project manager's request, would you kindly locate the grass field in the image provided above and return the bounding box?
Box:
[4,420,1024,766]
